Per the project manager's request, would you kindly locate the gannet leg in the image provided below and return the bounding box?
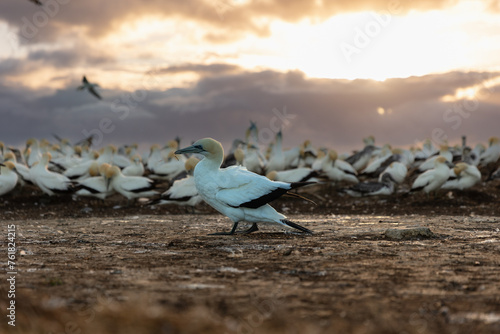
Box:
[208,222,239,235]
[238,223,259,234]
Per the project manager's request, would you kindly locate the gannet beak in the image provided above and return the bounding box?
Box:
[175,144,204,155]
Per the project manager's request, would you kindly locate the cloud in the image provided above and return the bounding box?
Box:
[1,65,499,153]
[0,0,460,46]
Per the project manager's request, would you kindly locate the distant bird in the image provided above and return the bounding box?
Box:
[266,168,319,183]
[175,138,313,235]
[150,157,202,208]
[345,145,377,172]
[77,76,102,100]
[322,150,358,184]
[341,173,396,197]
[0,162,19,196]
[379,162,407,184]
[122,155,145,176]
[75,163,115,200]
[3,152,32,184]
[29,153,74,196]
[107,165,158,201]
[441,163,481,190]
[479,137,500,166]
[488,167,500,181]
[410,156,453,195]
[418,145,452,172]
[266,130,285,173]
[28,0,43,5]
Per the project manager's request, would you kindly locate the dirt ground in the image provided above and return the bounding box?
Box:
[1,181,500,334]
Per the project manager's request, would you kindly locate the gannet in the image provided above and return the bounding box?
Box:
[299,140,317,168]
[379,162,407,184]
[107,166,158,200]
[488,166,500,181]
[342,173,395,197]
[266,168,319,183]
[266,130,285,172]
[122,155,145,176]
[418,145,452,172]
[29,0,43,5]
[75,163,115,200]
[479,137,500,166]
[77,76,102,100]
[410,156,453,194]
[322,150,358,184]
[3,152,32,184]
[149,151,186,181]
[150,157,202,208]
[441,163,481,190]
[29,153,74,196]
[175,138,313,235]
[0,162,19,196]
[345,145,377,172]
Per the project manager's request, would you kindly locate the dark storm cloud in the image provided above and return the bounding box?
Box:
[1,0,459,45]
[1,66,498,153]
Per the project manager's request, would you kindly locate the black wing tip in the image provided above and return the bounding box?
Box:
[281,219,313,234]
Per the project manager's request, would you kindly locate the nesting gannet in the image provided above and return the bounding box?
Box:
[342,173,395,197]
[0,162,19,196]
[77,76,102,100]
[243,143,266,174]
[150,157,202,208]
[3,152,32,184]
[299,140,317,168]
[322,150,358,184]
[345,145,377,172]
[360,144,393,176]
[29,153,74,196]
[75,163,115,200]
[379,162,407,184]
[479,137,500,166]
[107,166,158,200]
[441,163,481,190]
[414,139,436,162]
[266,130,285,172]
[266,168,319,183]
[122,155,145,176]
[418,145,452,172]
[410,156,453,194]
[233,148,245,166]
[175,138,313,235]
[149,151,186,181]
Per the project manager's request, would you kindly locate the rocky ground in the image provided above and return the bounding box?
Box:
[1,180,500,333]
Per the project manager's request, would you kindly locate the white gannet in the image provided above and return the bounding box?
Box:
[410,156,453,195]
[77,76,102,100]
[3,152,32,184]
[345,145,377,172]
[150,157,202,208]
[0,162,19,196]
[322,150,359,184]
[149,151,186,181]
[75,163,115,200]
[441,163,481,190]
[266,130,285,173]
[175,138,313,235]
[29,153,74,196]
[342,173,395,197]
[379,162,407,184]
[479,137,500,166]
[122,155,145,176]
[266,168,319,183]
[298,140,317,168]
[107,165,158,200]
[418,145,452,172]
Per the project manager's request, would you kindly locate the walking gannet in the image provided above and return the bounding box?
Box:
[175,138,313,235]
[77,76,102,100]
[410,156,453,195]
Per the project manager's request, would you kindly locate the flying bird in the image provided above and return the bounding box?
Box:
[77,76,102,100]
[29,0,43,5]
[175,138,313,235]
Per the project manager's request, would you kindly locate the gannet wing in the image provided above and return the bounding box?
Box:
[215,166,290,209]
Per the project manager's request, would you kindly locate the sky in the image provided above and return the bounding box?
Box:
[1,0,500,153]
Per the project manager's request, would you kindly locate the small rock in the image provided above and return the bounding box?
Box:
[384,227,435,240]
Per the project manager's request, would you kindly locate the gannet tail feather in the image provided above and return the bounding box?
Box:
[281,219,313,234]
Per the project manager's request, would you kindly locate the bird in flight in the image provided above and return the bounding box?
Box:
[29,0,43,5]
[77,76,102,100]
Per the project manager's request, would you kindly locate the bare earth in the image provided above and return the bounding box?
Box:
[1,182,500,334]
